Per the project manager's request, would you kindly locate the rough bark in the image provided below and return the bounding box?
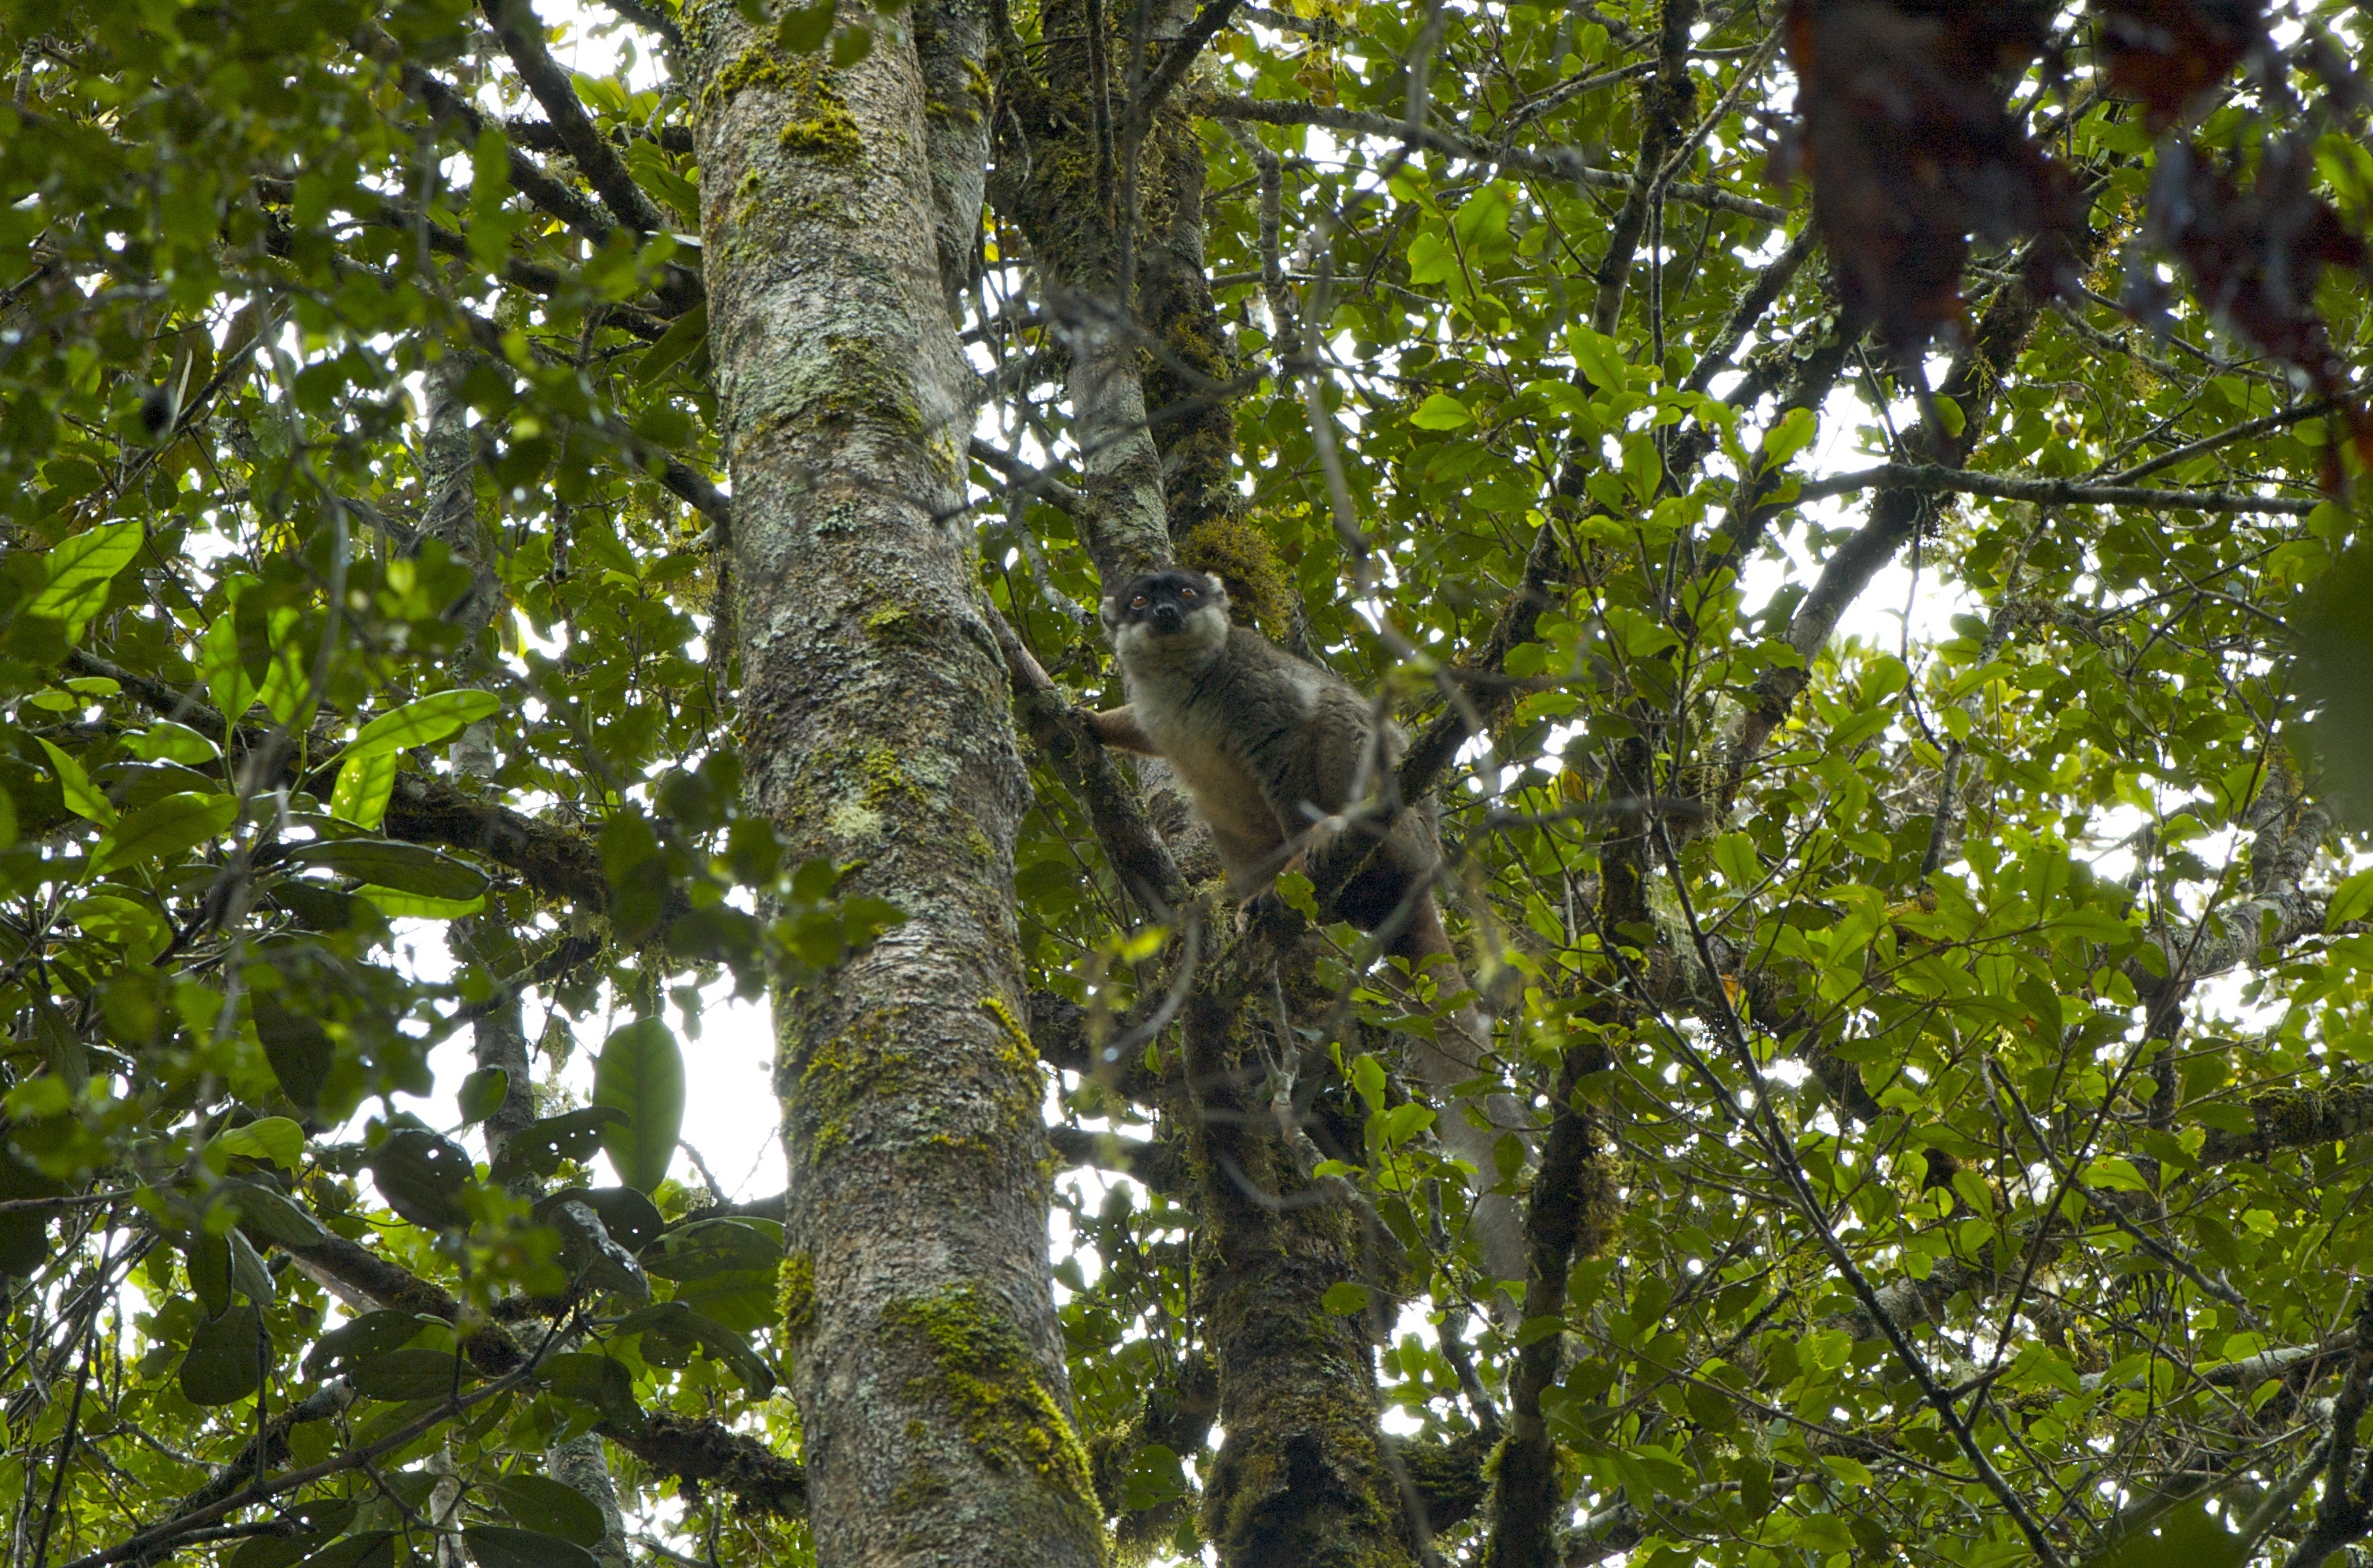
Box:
[1183,959,1420,1568]
[688,6,1103,1565]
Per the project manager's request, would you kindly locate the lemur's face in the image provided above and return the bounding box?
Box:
[1101,570,1230,659]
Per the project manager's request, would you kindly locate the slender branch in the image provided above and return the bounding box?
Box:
[478,0,672,237]
[1135,0,1247,134]
[1199,96,1788,222]
[1790,462,2322,515]
[968,437,1087,511]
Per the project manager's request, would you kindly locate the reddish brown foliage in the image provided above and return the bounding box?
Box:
[1782,0,2088,357]
[2097,0,2262,129]
[2142,136,2373,471]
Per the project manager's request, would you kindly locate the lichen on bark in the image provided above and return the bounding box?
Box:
[689,2,1100,1563]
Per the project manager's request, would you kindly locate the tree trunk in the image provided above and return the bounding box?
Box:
[687,6,1104,1565]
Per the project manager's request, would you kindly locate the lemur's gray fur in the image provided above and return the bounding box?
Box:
[1087,568,1446,945]
[1086,567,1531,1296]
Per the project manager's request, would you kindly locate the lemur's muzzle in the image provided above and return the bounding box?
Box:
[1150,603,1183,631]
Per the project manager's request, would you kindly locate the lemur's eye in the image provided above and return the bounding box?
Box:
[1131,594,1149,608]
[1179,587,1197,600]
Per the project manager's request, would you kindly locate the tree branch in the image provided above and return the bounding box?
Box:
[478,0,672,237]
[1199,95,1787,222]
[1790,462,2322,515]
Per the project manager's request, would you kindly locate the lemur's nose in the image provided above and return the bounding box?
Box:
[1151,602,1183,630]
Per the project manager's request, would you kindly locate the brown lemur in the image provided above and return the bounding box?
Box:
[1084,567,1531,1293]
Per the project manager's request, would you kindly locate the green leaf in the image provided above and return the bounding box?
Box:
[538,1352,641,1428]
[592,1017,683,1193]
[227,1227,273,1305]
[350,1346,468,1402]
[284,839,490,901]
[346,689,502,760]
[1760,406,1819,468]
[1711,831,1761,891]
[2328,867,2373,929]
[2082,1156,2151,1193]
[90,789,237,873]
[1319,1282,1371,1315]
[490,1107,629,1187]
[221,1178,326,1248]
[252,993,334,1111]
[212,1116,304,1170]
[38,737,113,826]
[481,1477,607,1549]
[203,612,257,720]
[1410,392,1473,430]
[463,1528,599,1568]
[643,1218,781,1281]
[330,749,396,830]
[180,1304,268,1406]
[366,1129,473,1229]
[457,1067,509,1125]
[130,721,221,764]
[295,1534,396,1568]
[545,1187,665,1252]
[307,1310,426,1380]
[633,301,709,385]
[229,1504,355,1568]
[27,520,142,638]
[352,884,487,919]
[615,1302,776,1395]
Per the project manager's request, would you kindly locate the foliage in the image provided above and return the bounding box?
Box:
[0,0,2368,1564]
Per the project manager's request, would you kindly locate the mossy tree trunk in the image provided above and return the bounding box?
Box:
[687,5,1104,1564]
[987,14,1424,1562]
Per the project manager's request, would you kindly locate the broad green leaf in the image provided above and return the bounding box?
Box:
[538,1352,640,1427]
[352,884,487,919]
[211,1116,304,1170]
[1410,392,1473,430]
[615,1302,775,1395]
[592,1017,683,1193]
[227,1227,273,1304]
[482,1477,607,1549]
[27,520,142,637]
[90,789,237,873]
[2083,1156,2151,1193]
[457,1067,509,1125]
[283,839,491,900]
[366,1129,473,1230]
[350,1346,468,1402]
[538,1186,665,1252]
[296,1534,396,1568]
[202,613,257,720]
[1761,405,1819,467]
[1320,1282,1371,1315]
[252,993,333,1110]
[129,720,221,764]
[306,1311,426,1380]
[221,1178,326,1248]
[346,689,502,760]
[463,1527,598,1568]
[643,1218,781,1281]
[633,301,708,385]
[39,737,113,826]
[330,749,396,829]
[492,1107,629,1187]
[180,1305,268,1406]
[2329,866,2373,929]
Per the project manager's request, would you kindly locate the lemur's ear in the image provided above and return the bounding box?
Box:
[1098,596,1121,636]
[1202,577,1231,615]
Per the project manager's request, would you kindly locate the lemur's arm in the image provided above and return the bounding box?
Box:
[1082,706,1160,753]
